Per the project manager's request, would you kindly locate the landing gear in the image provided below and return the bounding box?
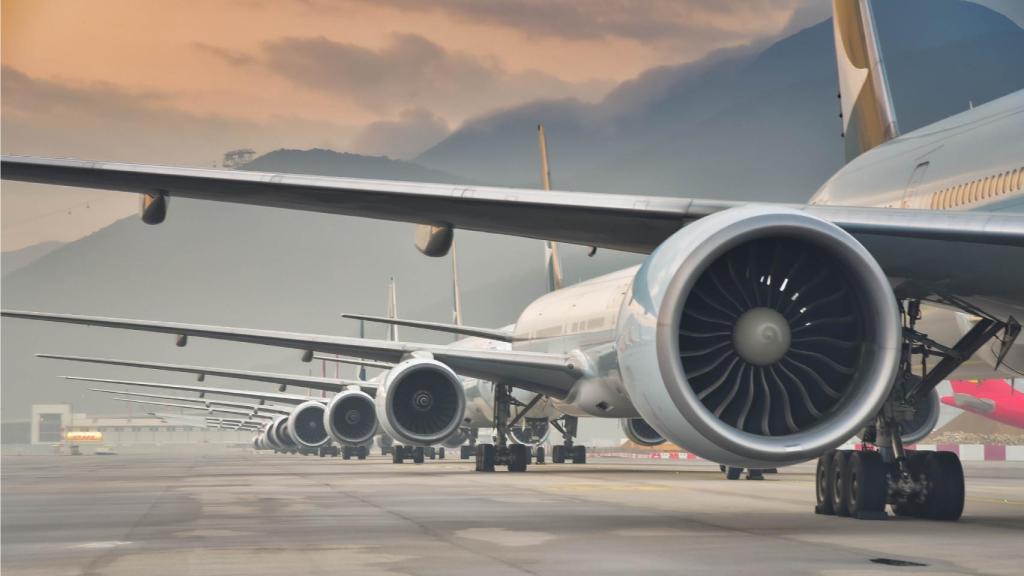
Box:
[811,298,1006,522]
[475,443,496,472]
[390,445,427,464]
[342,445,353,460]
[460,445,473,460]
[550,415,585,464]
[815,447,963,521]
[355,445,368,460]
[534,446,545,464]
[438,447,445,460]
[473,384,545,472]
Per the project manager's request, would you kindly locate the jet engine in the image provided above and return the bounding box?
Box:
[287,401,331,448]
[617,206,901,468]
[375,358,466,446]
[271,415,298,449]
[895,389,941,444]
[442,427,471,449]
[324,390,377,446]
[509,418,550,445]
[621,417,665,447]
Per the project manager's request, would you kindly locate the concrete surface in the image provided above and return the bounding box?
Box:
[2,452,1022,575]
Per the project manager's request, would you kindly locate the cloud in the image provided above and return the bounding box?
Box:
[194,42,258,67]
[260,33,611,118]
[345,0,819,43]
[1,66,359,249]
[352,108,450,159]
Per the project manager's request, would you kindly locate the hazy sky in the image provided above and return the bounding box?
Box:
[2,0,1020,251]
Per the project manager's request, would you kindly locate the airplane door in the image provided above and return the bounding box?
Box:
[902,161,930,208]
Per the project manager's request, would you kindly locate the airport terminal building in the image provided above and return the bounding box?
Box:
[22,403,253,447]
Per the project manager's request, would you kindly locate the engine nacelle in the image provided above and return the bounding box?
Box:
[324,390,377,446]
[617,206,901,468]
[375,358,466,446]
[621,417,665,447]
[271,415,298,449]
[509,418,550,445]
[287,401,331,448]
[899,389,942,444]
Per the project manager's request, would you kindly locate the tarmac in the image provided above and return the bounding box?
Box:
[2,450,1022,575]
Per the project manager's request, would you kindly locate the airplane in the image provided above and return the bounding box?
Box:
[941,379,1024,429]
[3,0,1024,521]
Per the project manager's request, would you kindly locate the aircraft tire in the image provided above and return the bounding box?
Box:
[832,450,852,517]
[815,452,836,515]
[924,451,964,521]
[848,451,887,519]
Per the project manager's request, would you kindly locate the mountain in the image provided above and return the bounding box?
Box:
[2,241,64,276]
[417,0,1024,202]
[243,148,466,183]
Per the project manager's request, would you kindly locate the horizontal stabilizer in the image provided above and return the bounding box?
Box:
[342,313,518,342]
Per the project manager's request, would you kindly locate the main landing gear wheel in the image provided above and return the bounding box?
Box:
[923,451,965,521]
[392,446,405,464]
[413,446,425,464]
[848,451,887,519]
[438,447,446,460]
[476,444,496,472]
[815,451,836,515]
[725,466,742,480]
[534,446,545,464]
[571,445,586,464]
[551,445,565,464]
[832,450,853,517]
[356,445,368,460]
[460,445,473,460]
[508,444,529,472]
[342,445,353,460]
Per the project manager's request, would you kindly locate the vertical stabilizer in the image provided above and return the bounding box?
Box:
[357,320,368,381]
[833,0,899,161]
[386,277,399,342]
[537,124,564,292]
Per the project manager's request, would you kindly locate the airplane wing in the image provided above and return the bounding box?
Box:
[111,397,276,419]
[25,319,582,397]
[37,353,370,394]
[3,155,1023,316]
[64,375,321,405]
[341,314,518,342]
[4,155,1020,254]
[87,386,293,414]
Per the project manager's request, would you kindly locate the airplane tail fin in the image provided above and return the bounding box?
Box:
[451,242,464,327]
[832,0,899,161]
[538,124,564,292]
[386,277,399,342]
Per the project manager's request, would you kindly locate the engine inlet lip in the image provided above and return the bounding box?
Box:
[655,209,901,463]
[383,358,466,445]
[289,401,330,448]
[326,391,377,445]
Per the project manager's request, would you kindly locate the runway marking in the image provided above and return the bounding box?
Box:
[454,528,558,547]
[71,541,132,549]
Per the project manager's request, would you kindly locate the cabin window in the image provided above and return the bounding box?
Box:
[1015,168,1023,191]
[942,188,952,209]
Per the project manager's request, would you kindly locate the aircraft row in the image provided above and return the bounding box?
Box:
[4,0,1023,523]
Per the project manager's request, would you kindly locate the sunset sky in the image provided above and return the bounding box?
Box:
[2,0,1020,250]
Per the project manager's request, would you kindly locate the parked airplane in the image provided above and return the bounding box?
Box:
[4,0,1023,521]
[942,379,1024,429]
